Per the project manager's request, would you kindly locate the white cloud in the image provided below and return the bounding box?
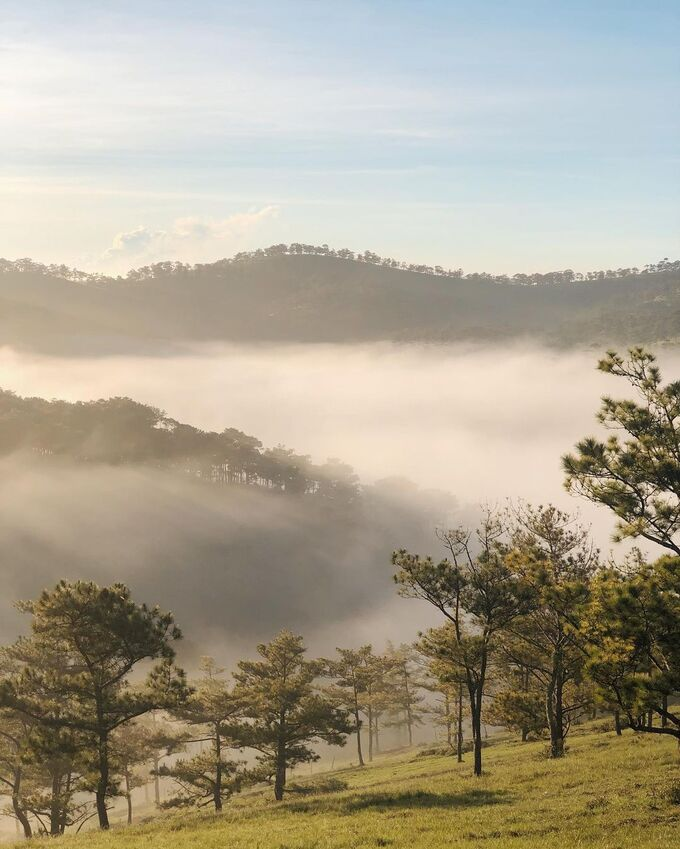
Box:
[102,206,279,270]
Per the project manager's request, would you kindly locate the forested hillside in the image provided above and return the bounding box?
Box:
[1,247,679,352]
[0,388,453,653]
[0,389,361,499]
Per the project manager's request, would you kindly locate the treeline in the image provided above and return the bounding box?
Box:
[0,596,440,837]
[2,246,678,287]
[396,504,678,776]
[3,248,680,352]
[0,347,678,837]
[151,244,679,287]
[0,390,359,501]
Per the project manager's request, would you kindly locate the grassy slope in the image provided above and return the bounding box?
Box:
[31,726,679,849]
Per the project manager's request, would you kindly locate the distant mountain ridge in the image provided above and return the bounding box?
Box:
[1,246,679,352]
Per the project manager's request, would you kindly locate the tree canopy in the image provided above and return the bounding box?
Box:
[563,348,680,554]
[234,631,350,800]
[0,581,186,829]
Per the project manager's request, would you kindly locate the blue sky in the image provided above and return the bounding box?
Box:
[1,0,678,273]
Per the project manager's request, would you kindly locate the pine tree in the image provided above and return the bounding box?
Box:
[111,722,158,824]
[505,504,596,756]
[394,512,527,775]
[422,652,467,759]
[325,647,372,766]
[382,644,426,747]
[583,555,679,739]
[563,347,680,554]
[158,656,249,811]
[234,631,350,800]
[0,581,187,829]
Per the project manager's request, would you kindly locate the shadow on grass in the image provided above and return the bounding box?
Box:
[288,788,512,815]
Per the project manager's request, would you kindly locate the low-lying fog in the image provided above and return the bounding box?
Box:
[0,342,674,661]
[0,341,643,502]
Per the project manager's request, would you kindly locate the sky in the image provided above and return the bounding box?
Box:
[1,0,678,274]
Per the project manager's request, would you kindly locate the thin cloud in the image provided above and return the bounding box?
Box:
[102,206,279,269]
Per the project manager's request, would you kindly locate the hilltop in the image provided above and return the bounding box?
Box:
[21,725,678,849]
[1,247,679,352]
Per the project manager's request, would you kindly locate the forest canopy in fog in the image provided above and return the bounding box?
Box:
[0,387,454,657]
[0,388,362,498]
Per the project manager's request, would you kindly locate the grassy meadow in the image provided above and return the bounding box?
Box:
[26,725,678,849]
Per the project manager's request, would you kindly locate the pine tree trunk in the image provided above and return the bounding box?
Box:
[50,772,61,835]
[214,728,223,812]
[60,771,72,835]
[547,649,565,758]
[472,706,482,776]
[274,747,286,802]
[368,704,374,762]
[274,718,286,802]
[457,685,464,763]
[467,680,483,776]
[354,704,365,766]
[125,772,133,826]
[154,757,161,806]
[96,731,110,829]
[12,767,32,839]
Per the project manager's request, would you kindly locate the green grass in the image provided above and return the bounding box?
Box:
[21,727,679,848]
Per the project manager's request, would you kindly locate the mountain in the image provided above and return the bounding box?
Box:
[1,248,679,352]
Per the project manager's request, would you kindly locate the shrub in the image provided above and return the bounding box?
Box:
[286,776,349,796]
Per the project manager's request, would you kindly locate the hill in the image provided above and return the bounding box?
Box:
[23,725,678,849]
[1,249,679,352]
[0,388,452,651]
[0,388,361,498]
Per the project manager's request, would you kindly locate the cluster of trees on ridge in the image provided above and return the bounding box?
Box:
[2,247,678,286]
[0,348,678,837]
[0,389,361,501]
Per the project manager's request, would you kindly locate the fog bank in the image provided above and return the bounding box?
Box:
[2,340,671,505]
[0,341,674,656]
[0,455,445,664]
